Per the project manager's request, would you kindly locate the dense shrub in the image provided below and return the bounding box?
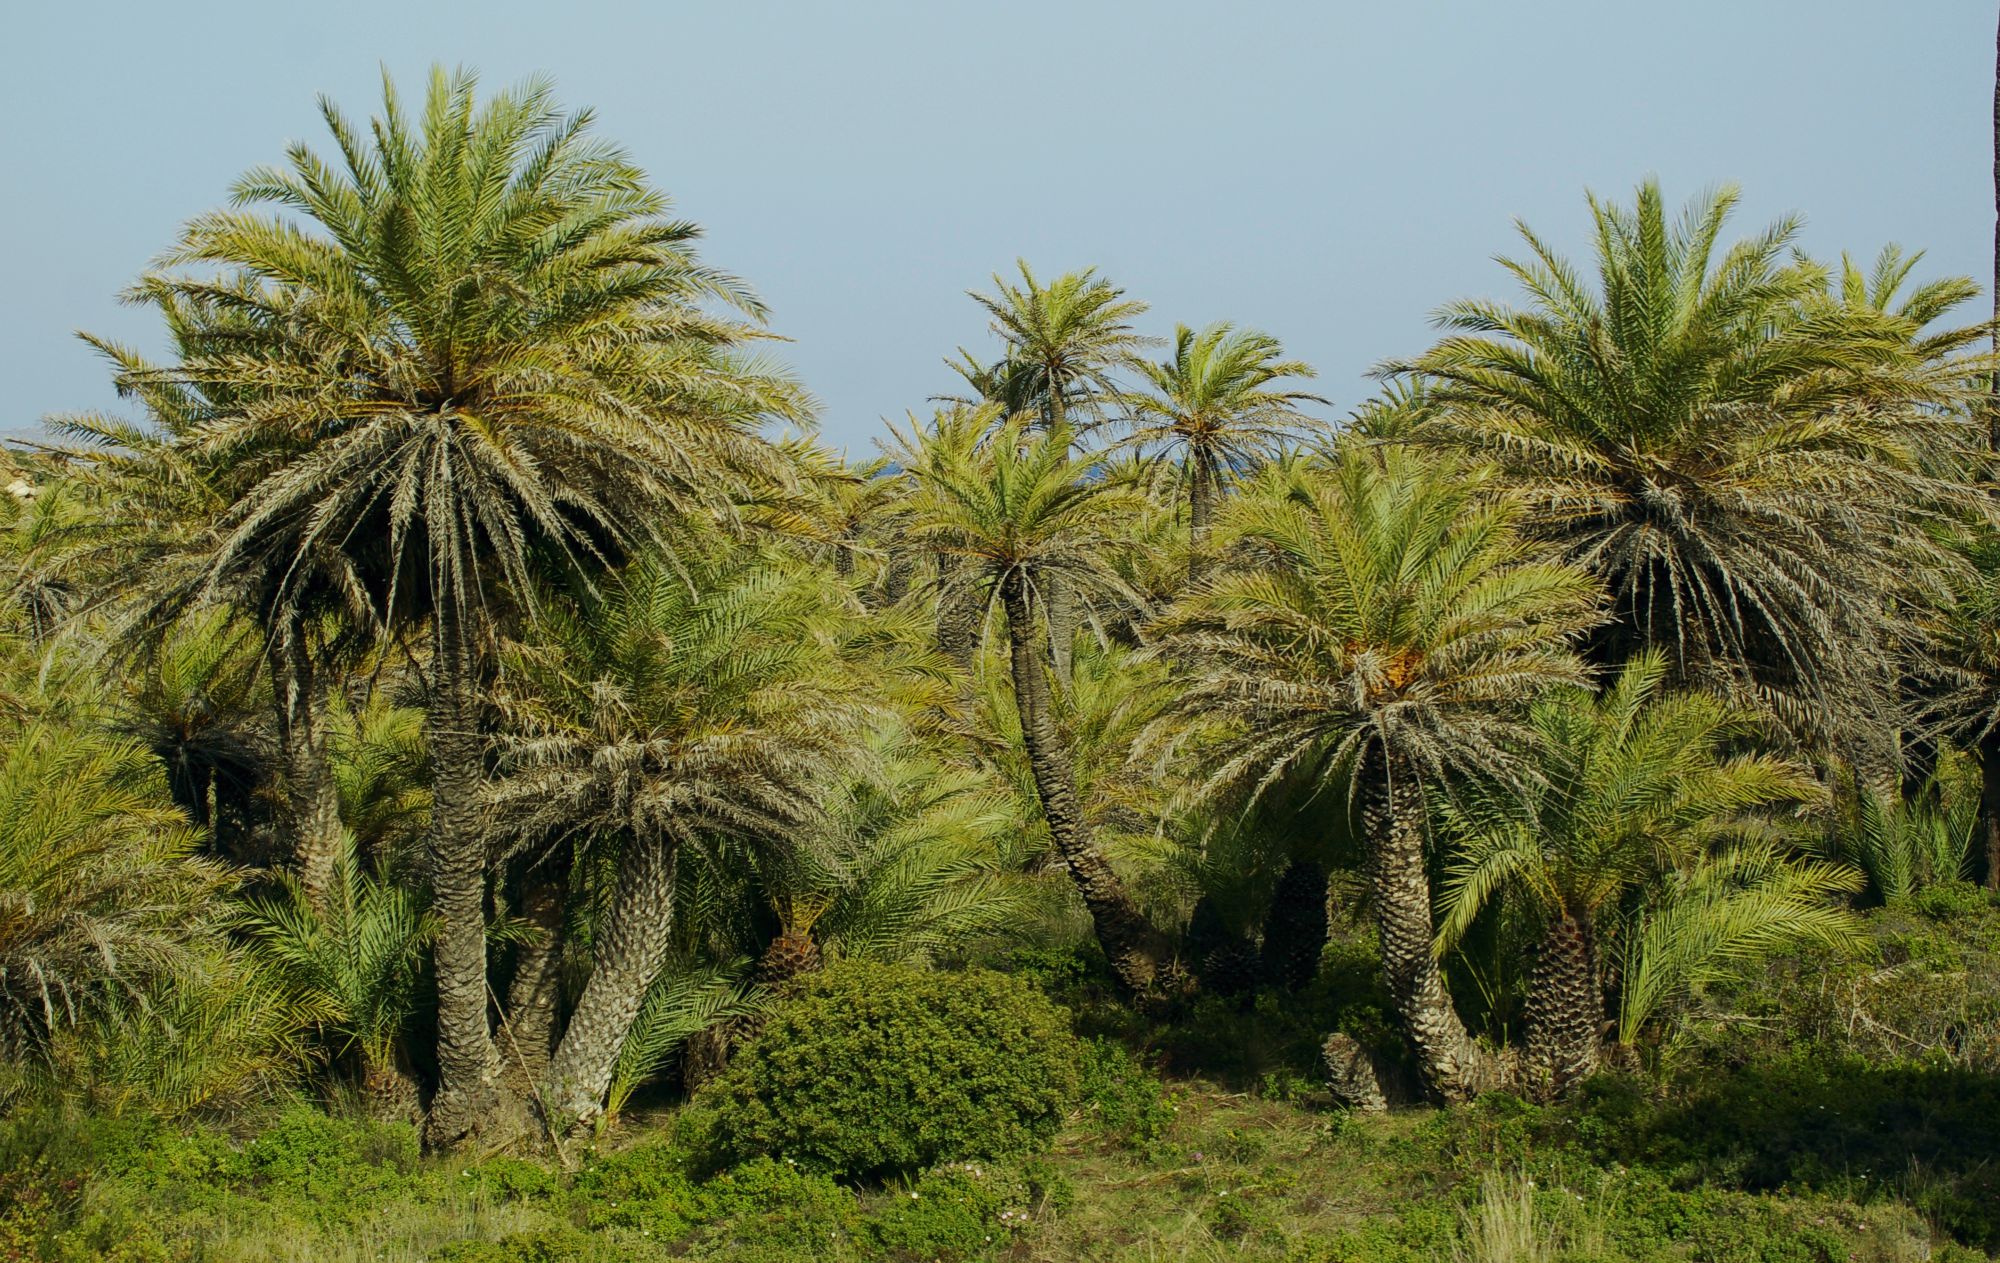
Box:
[685,961,1081,1180]
[1076,1039,1176,1147]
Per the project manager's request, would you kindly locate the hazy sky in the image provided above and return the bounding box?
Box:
[3,1,1993,453]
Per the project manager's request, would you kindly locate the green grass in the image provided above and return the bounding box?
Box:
[6,1069,1990,1263]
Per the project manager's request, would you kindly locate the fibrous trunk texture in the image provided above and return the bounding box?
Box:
[1001,571,1171,999]
[1361,748,1493,1102]
[1260,859,1329,991]
[1187,450,1216,583]
[542,837,680,1134]
[266,617,343,912]
[1321,1032,1389,1112]
[423,602,515,1150]
[1523,910,1600,1099]
[499,860,567,1099]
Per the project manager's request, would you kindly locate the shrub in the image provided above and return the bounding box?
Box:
[685,1157,861,1257]
[1076,1039,1175,1148]
[570,1140,704,1238]
[865,1161,1037,1260]
[685,961,1081,1181]
[432,1226,660,1263]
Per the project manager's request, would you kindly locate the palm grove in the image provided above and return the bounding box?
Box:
[6,69,1998,1149]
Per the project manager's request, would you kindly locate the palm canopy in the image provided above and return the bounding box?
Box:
[1120,322,1323,474]
[1118,322,1325,566]
[1434,651,1816,952]
[903,411,1144,632]
[1148,442,1602,802]
[1388,180,1981,743]
[489,540,876,855]
[135,66,808,638]
[962,261,1152,431]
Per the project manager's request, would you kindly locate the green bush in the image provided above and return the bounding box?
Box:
[685,961,1081,1180]
[685,1157,861,1257]
[432,1226,659,1263]
[570,1140,704,1237]
[1076,1039,1176,1147]
[865,1161,1038,1260]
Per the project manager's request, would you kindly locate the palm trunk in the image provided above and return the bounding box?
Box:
[1361,748,1492,1102]
[1000,571,1168,997]
[1990,4,1999,454]
[1044,572,1078,679]
[423,601,511,1150]
[935,553,982,665]
[1187,450,1216,583]
[542,836,680,1133]
[266,616,343,911]
[1981,730,2000,890]
[500,858,568,1098]
[1523,910,1599,1099]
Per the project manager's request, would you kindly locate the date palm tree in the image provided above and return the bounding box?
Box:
[1390,181,1978,751]
[488,539,872,1133]
[904,416,1176,997]
[964,261,1151,433]
[964,264,1153,676]
[1434,652,1815,1096]
[125,68,808,1146]
[1118,322,1325,576]
[1147,443,1601,1099]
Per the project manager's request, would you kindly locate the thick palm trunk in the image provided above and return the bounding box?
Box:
[1187,451,1217,582]
[500,860,568,1097]
[266,618,343,910]
[1523,910,1599,1099]
[1362,749,1492,1102]
[1044,573,1078,679]
[1000,572,1168,997]
[542,837,680,1133]
[424,603,512,1150]
[935,554,982,665]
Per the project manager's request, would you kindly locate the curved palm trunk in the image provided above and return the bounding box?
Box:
[266,616,343,911]
[500,856,568,1098]
[1000,571,1168,997]
[542,836,680,1133]
[1362,748,1492,1102]
[424,602,512,1150]
[1523,910,1600,1099]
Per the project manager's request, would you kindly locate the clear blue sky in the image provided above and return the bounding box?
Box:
[3,1,1993,453]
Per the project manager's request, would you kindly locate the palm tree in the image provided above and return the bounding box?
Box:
[1118,322,1325,576]
[0,720,240,1061]
[488,539,872,1133]
[905,416,1175,996]
[114,608,271,859]
[240,831,437,1120]
[49,299,359,910]
[1434,653,1815,1096]
[1390,181,1979,751]
[1147,443,1600,1099]
[127,69,808,1146]
[963,261,1151,432]
[964,263,1153,675]
[881,405,1002,662]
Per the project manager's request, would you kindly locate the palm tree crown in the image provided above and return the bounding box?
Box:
[1391,180,1979,746]
[1119,322,1325,569]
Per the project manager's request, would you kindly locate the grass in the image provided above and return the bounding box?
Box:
[6,1073,1982,1263]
